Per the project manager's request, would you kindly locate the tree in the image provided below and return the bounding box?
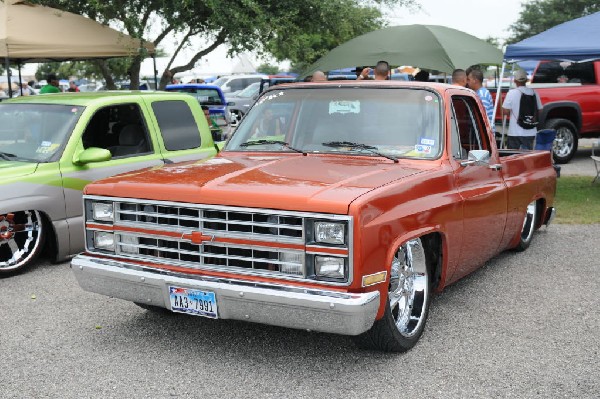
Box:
[30,0,415,89]
[256,63,280,75]
[508,0,600,43]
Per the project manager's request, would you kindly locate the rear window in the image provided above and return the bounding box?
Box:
[152,100,202,151]
[532,61,596,84]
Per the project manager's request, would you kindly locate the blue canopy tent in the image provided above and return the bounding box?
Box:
[504,11,600,62]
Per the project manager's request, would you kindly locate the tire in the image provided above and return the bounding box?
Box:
[545,118,578,164]
[230,110,244,125]
[514,201,538,252]
[0,210,45,276]
[353,238,431,352]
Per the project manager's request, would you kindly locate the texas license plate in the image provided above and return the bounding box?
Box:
[169,286,218,318]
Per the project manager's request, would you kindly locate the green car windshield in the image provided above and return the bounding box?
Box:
[225,87,443,160]
[0,103,84,162]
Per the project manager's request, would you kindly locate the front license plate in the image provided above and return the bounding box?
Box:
[169,286,218,318]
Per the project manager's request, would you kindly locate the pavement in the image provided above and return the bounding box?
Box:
[557,138,598,177]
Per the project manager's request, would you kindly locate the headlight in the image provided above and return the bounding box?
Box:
[315,256,345,279]
[314,222,345,245]
[92,202,113,222]
[93,231,115,251]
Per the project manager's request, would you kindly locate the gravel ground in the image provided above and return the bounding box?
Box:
[0,224,598,398]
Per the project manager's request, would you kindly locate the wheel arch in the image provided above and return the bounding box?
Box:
[384,229,445,294]
[540,102,582,132]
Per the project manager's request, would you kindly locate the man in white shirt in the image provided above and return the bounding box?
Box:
[502,69,543,150]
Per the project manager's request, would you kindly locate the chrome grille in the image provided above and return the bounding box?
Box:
[116,202,304,241]
[116,234,304,276]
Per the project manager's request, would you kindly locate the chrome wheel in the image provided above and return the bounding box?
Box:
[515,201,537,252]
[0,210,44,274]
[389,238,429,337]
[553,127,574,158]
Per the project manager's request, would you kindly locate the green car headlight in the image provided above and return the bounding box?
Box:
[314,221,345,245]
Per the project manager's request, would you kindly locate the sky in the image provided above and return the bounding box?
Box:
[22,0,527,78]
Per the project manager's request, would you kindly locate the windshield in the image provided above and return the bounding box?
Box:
[225,87,442,160]
[235,82,261,98]
[0,103,84,162]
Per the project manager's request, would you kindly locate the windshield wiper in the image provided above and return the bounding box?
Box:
[0,152,17,161]
[322,141,398,163]
[239,140,306,154]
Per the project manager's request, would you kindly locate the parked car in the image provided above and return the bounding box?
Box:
[165,83,231,140]
[212,74,266,94]
[72,81,556,352]
[0,91,218,275]
[227,77,297,124]
[491,60,600,163]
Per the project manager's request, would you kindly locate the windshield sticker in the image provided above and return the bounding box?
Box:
[329,100,360,114]
[41,141,52,147]
[256,91,285,106]
[420,138,436,146]
[71,108,79,113]
[424,95,433,102]
[36,143,60,154]
[414,144,432,154]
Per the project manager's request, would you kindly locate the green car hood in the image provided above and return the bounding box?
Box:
[0,161,39,180]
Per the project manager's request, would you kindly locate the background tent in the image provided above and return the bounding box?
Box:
[301,24,503,77]
[504,11,600,61]
[0,0,154,61]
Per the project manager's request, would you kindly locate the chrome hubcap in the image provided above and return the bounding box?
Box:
[521,201,536,242]
[389,239,428,337]
[0,210,42,271]
[553,127,574,157]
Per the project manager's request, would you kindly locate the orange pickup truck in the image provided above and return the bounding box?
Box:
[72,81,557,352]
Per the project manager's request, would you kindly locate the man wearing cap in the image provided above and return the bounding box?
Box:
[502,69,543,150]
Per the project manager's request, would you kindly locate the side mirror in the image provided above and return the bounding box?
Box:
[460,150,490,167]
[73,147,112,165]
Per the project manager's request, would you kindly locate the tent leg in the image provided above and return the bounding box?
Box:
[153,55,158,90]
[18,61,23,96]
[5,57,12,98]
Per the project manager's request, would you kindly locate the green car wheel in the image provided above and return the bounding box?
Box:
[0,210,45,276]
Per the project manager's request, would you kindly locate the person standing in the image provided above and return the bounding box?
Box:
[357,61,389,81]
[467,69,494,129]
[40,73,61,94]
[67,81,80,92]
[502,69,543,150]
[451,69,467,87]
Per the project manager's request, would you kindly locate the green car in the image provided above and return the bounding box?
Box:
[0,91,218,275]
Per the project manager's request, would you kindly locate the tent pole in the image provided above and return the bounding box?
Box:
[152,55,158,90]
[5,57,12,98]
[493,62,506,148]
[18,61,23,96]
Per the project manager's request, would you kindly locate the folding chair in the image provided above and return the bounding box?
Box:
[592,139,600,184]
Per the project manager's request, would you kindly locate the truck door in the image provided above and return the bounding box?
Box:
[61,102,165,253]
[449,95,508,280]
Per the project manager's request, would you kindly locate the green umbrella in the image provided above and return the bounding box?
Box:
[302,24,503,76]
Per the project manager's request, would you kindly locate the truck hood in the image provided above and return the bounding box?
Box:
[85,154,427,214]
[0,161,39,179]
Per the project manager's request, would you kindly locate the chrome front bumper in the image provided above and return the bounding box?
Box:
[71,255,380,336]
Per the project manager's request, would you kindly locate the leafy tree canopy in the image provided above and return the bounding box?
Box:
[508,0,600,43]
[256,63,280,75]
[29,0,415,89]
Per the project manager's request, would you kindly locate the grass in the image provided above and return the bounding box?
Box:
[553,176,600,224]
